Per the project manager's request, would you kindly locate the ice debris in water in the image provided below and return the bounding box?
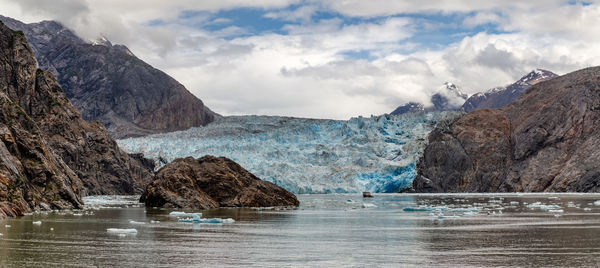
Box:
[178,213,235,224]
[129,220,146,225]
[118,113,460,194]
[169,211,201,217]
[594,200,600,206]
[4,225,10,228]
[32,221,42,225]
[361,203,377,208]
[107,228,137,234]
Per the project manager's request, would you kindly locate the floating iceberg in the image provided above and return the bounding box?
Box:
[178,213,235,224]
[32,221,42,225]
[118,113,459,193]
[594,200,600,206]
[129,220,146,225]
[107,228,138,234]
[169,211,201,217]
[361,203,377,208]
[403,206,434,212]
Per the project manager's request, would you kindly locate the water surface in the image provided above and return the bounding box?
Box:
[1,194,600,267]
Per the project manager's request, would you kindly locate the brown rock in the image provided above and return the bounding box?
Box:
[414,67,600,192]
[141,156,299,209]
[0,21,153,218]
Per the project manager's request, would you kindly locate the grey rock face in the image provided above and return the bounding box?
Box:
[461,69,558,112]
[413,66,600,193]
[0,21,153,218]
[0,15,217,139]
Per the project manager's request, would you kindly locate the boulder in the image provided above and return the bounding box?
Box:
[141,156,299,209]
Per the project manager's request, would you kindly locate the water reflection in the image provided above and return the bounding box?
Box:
[0,194,599,266]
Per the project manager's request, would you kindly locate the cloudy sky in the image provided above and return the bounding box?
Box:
[1,0,599,119]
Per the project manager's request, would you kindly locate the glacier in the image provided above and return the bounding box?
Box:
[117,112,459,194]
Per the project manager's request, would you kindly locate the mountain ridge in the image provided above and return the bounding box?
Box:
[0,15,217,139]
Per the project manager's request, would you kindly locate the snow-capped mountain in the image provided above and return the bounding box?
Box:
[118,112,460,194]
[461,69,558,112]
[391,82,468,115]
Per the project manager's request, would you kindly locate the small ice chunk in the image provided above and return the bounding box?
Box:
[548,209,564,213]
[584,208,592,211]
[73,213,83,216]
[361,203,377,208]
[179,217,235,224]
[32,221,42,225]
[169,211,201,217]
[509,201,519,205]
[403,206,433,212]
[129,220,146,225]
[4,225,10,228]
[150,220,160,224]
[107,228,137,234]
[594,200,600,206]
[50,228,54,231]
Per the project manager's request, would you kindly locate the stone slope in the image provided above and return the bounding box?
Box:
[0,15,217,139]
[141,156,299,209]
[0,21,152,218]
[413,67,600,192]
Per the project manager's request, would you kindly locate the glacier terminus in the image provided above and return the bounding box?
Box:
[118,112,459,194]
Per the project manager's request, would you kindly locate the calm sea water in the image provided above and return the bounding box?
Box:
[1,194,600,267]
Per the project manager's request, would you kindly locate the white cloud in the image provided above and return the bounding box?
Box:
[1,0,600,119]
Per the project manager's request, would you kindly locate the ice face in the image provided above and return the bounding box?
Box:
[118,112,459,194]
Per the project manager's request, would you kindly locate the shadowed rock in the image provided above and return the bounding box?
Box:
[0,21,153,218]
[141,156,299,209]
[413,67,600,192]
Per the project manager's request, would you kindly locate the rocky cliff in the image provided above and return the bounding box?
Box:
[0,21,152,218]
[141,156,299,209]
[412,67,600,192]
[0,15,217,139]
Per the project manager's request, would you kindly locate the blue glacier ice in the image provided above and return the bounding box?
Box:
[118,112,459,194]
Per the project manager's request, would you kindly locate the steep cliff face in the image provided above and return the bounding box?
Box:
[0,22,152,218]
[413,67,600,193]
[0,16,217,139]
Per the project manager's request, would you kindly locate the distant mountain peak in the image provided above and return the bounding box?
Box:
[461,69,559,112]
[516,69,558,86]
[91,35,112,47]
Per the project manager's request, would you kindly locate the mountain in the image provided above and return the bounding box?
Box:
[391,82,468,115]
[0,21,152,218]
[412,66,600,193]
[461,69,558,112]
[0,15,217,139]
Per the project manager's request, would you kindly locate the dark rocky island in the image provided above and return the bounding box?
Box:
[0,22,152,218]
[412,66,600,193]
[141,156,299,209]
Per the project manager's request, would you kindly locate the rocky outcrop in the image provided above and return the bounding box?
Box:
[0,15,217,139]
[461,69,558,112]
[413,66,600,192]
[141,156,299,209]
[0,21,152,218]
